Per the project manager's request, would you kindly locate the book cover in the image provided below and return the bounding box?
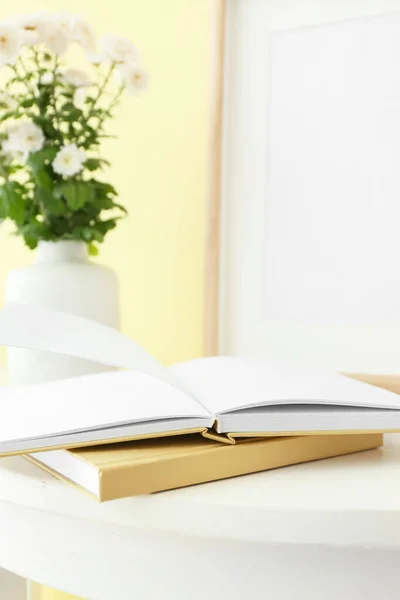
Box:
[28,432,383,502]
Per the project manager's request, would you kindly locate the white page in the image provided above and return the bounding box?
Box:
[169,356,400,415]
[0,303,172,384]
[0,370,210,444]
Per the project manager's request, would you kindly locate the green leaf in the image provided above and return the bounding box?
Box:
[19,221,52,249]
[0,111,18,123]
[34,169,53,192]
[61,104,83,122]
[35,187,66,216]
[37,88,51,113]
[55,181,94,211]
[88,243,99,256]
[27,153,42,173]
[69,226,96,242]
[0,187,8,219]
[23,235,38,250]
[61,102,76,112]
[29,148,58,170]
[81,227,94,241]
[40,147,59,162]
[55,182,80,210]
[91,180,118,196]
[91,229,104,242]
[1,182,25,225]
[84,158,110,172]
[85,158,100,172]
[94,219,117,235]
[20,98,35,108]
[31,115,62,142]
[113,202,128,214]
[8,195,24,225]
[28,150,57,192]
[92,195,114,210]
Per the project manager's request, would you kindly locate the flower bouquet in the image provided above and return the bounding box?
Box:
[0,12,147,254]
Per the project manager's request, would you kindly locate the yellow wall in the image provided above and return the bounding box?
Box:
[0,1,211,598]
[0,0,210,365]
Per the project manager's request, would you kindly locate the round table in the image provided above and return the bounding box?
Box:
[0,435,399,599]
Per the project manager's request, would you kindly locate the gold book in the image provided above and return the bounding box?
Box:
[27,432,383,502]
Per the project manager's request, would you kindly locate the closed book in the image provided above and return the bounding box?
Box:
[27,432,383,502]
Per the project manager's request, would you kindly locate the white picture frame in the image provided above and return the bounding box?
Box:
[206,0,400,373]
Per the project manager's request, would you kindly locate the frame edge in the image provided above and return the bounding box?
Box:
[204,0,226,356]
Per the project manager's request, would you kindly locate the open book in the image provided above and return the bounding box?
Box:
[0,302,400,456]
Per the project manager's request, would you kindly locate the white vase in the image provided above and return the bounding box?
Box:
[5,240,119,385]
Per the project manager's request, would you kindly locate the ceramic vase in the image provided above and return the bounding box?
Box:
[5,240,119,385]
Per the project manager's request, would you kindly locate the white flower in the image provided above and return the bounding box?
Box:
[69,16,96,53]
[52,144,86,177]
[120,65,148,95]
[73,87,87,109]
[21,29,39,46]
[0,91,17,112]
[40,72,54,85]
[14,12,46,29]
[100,34,139,65]
[87,52,103,66]
[52,12,74,35]
[6,121,44,159]
[2,138,27,163]
[37,14,72,55]
[13,13,45,46]
[0,141,13,163]
[63,68,91,87]
[2,142,24,162]
[2,125,24,160]
[0,23,22,66]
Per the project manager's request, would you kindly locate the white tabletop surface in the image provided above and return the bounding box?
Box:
[1,352,400,600]
[0,365,400,554]
[0,434,399,550]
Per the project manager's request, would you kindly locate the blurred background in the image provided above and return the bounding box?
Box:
[0,0,210,370]
[0,1,211,598]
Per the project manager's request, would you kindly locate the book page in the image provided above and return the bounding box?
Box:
[0,303,172,384]
[169,356,400,415]
[0,370,211,444]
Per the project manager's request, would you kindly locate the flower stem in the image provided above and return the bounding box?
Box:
[0,159,10,182]
[13,57,35,97]
[108,84,125,114]
[95,84,124,131]
[50,56,61,136]
[88,62,116,115]
[77,63,117,145]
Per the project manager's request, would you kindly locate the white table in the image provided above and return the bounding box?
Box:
[0,436,399,600]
